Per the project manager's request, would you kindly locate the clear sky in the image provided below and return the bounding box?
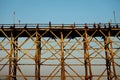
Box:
[0,0,120,24]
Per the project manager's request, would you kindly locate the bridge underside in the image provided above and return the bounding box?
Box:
[0,23,120,80]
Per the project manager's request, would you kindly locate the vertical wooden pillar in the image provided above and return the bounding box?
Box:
[109,38,117,80]
[104,31,112,80]
[84,30,88,80]
[8,31,13,80]
[105,30,117,80]
[35,30,41,80]
[8,30,18,80]
[83,27,92,80]
[13,37,18,80]
[60,31,66,80]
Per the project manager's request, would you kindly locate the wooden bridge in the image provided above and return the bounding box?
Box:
[0,23,120,80]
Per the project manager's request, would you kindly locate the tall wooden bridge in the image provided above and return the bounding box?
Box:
[0,23,120,80]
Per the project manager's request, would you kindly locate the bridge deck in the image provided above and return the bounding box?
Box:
[0,23,120,37]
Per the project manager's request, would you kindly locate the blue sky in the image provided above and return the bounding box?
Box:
[0,0,120,24]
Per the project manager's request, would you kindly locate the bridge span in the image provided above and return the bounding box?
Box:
[0,23,120,80]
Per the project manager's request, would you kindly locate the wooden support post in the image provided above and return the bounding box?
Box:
[8,30,18,80]
[110,41,117,80]
[13,37,18,80]
[110,38,117,80]
[83,28,92,80]
[35,30,41,80]
[8,31,13,80]
[60,31,66,80]
[84,33,88,80]
[104,31,112,80]
[105,30,117,80]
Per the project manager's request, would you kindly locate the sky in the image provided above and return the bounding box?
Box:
[0,0,120,24]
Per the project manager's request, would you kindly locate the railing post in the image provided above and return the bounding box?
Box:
[49,21,51,28]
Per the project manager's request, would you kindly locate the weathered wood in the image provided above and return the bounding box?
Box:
[0,23,120,80]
